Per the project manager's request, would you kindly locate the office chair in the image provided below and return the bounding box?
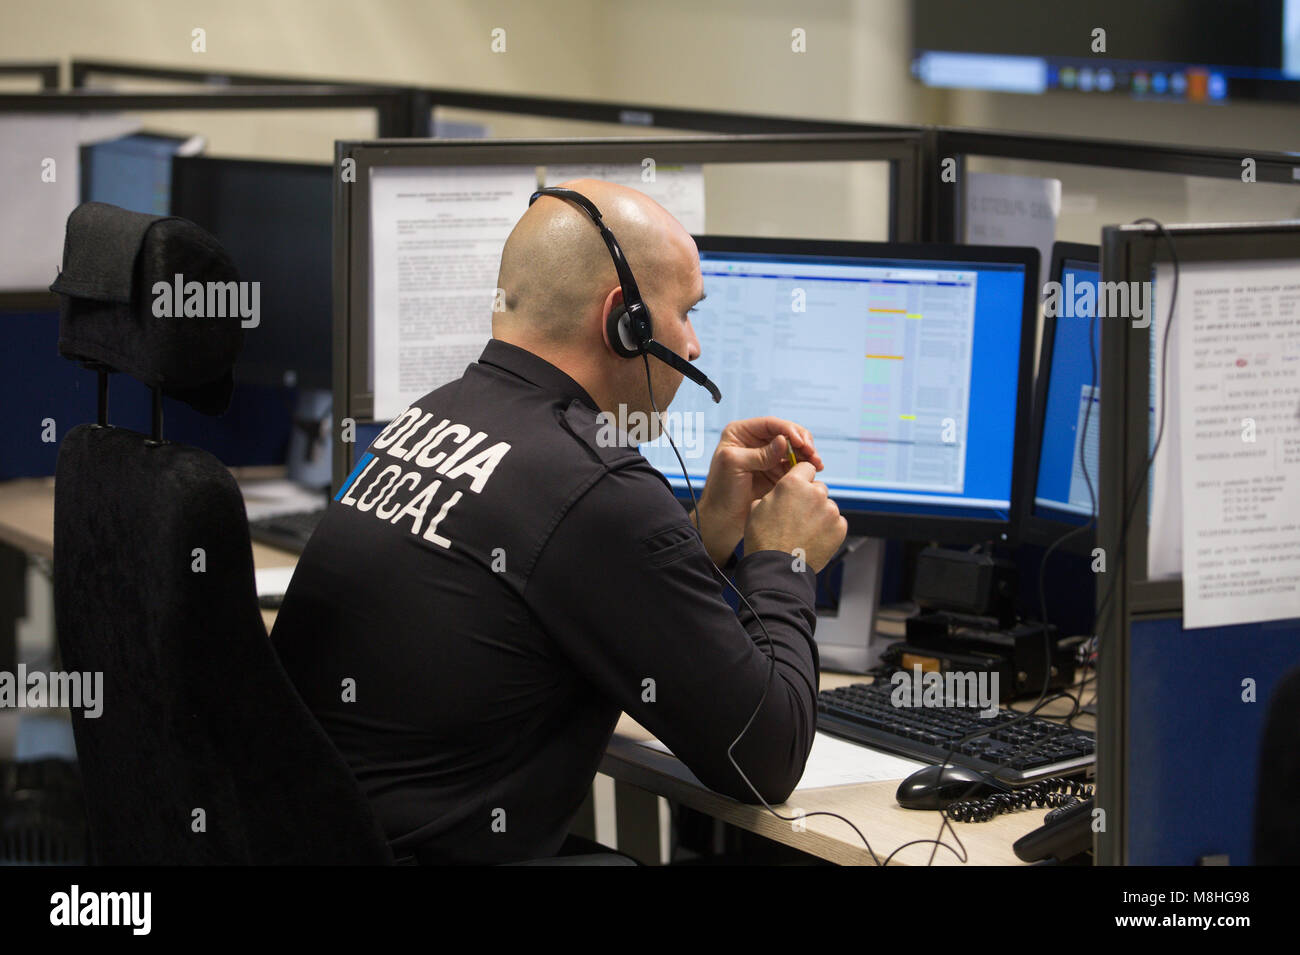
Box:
[46,203,629,867]
[48,202,392,864]
[1255,664,1300,865]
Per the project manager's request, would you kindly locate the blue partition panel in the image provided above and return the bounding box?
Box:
[1127,614,1300,864]
[2,308,293,479]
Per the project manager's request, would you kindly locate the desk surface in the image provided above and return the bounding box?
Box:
[605,680,1092,866]
[0,476,295,634]
[0,475,1095,866]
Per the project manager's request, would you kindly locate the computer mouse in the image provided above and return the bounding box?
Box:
[896,763,1005,811]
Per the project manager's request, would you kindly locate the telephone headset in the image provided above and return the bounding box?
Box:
[525,189,1173,864]
[527,188,722,404]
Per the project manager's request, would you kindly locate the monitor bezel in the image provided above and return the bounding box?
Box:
[170,154,334,391]
[683,234,1039,545]
[1018,240,1101,556]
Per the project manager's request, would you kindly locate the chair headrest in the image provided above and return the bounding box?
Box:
[49,202,245,416]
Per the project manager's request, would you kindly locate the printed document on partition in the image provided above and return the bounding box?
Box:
[1177,260,1300,629]
[0,117,81,290]
[370,165,538,421]
[963,171,1060,297]
[543,163,705,234]
[1,115,149,291]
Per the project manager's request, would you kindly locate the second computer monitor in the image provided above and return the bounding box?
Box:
[638,236,1038,545]
[1024,242,1103,553]
[170,155,333,391]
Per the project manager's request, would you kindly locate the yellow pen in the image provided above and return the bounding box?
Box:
[786,439,798,468]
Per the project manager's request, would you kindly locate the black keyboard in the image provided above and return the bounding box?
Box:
[817,681,1095,784]
[248,508,326,554]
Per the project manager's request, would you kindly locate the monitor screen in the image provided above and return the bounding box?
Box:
[1031,251,1158,541]
[80,132,195,215]
[1034,258,1102,527]
[912,0,1296,103]
[170,156,333,390]
[639,237,1035,541]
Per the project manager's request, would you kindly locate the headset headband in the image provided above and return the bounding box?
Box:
[525,186,721,403]
[528,187,649,323]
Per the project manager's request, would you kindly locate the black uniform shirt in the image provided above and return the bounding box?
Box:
[270,338,820,864]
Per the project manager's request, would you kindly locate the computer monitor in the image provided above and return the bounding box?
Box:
[639,236,1038,546]
[637,236,1037,671]
[1020,242,1101,554]
[80,131,200,216]
[170,155,333,392]
[1022,242,1161,557]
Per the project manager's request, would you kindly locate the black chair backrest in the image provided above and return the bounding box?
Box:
[49,202,392,864]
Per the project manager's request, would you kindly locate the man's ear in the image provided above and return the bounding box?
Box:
[598,286,625,355]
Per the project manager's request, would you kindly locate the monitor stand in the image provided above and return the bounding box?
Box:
[286,388,333,491]
[814,536,887,674]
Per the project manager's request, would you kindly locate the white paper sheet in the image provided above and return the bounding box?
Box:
[237,478,328,522]
[0,116,81,289]
[1177,260,1300,629]
[254,565,298,598]
[543,162,705,234]
[964,171,1061,297]
[369,165,539,420]
[639,730,926,792]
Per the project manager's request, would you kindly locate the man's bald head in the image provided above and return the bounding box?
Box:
[494,179,696,346]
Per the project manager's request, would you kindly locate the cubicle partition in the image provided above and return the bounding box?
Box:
[1096,221,1300,864]
[331,132,926,490]
[62,58,1300,246]
[71,57,902,142]
[930,127,1300,248]
[0,62,60,90]
[0,86,413,309]
[0,87,413,480]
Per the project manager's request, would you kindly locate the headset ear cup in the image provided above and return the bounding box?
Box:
[606,304,640,358]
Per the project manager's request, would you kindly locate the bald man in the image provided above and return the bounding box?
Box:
[271,180,847,864]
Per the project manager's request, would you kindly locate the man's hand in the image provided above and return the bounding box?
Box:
[745,462,848,573]
[691,417,824,567]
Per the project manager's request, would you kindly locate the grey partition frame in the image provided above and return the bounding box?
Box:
[0,87,414,307]
[332,132,925,489]
[0,87,413,135]
[0,62,60,89]
[930,129,1300,244]
[62,60,1300,245]
[71,58,911,142]
[1095,220,1300,864]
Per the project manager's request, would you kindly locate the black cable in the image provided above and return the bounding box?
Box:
[1089,219,1181,681]
[1027,285,1103,734]
[946,777,1094,824]
[1036,286,1101,632]
[922,255,1111,854]
[938,219,1178,848]
[641,353,966,866]
[933,220,1180,848]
